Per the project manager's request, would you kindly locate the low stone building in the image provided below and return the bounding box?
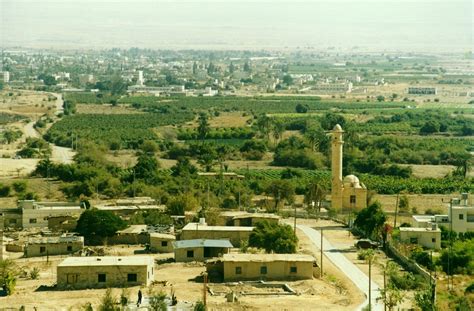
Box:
[107,225,149,245]
[181,223,253,247]
[57,256,154,289]
[231,213,280,227]
[24,235,84,257]
[219,254,316,281]
[173,239,233,262]
[149,233,175,253]
[399,226,441,250]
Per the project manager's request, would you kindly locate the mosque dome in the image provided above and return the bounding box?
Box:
[333,124,343,132]
[343,174,361,188]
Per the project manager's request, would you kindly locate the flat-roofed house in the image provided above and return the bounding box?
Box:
[221,253,316,281]
[57,256,154,289]
[399,225,441,250]
[173,239,233,262]
[149,233,175,253]
[181,223,253,247]
[0,200,85,229]
[24,235,84,257]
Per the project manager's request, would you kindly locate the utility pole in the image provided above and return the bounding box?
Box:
[368,256,372,311]
[320,228,323,278]
[383,268,387,311]
[293,204,297,235]
[203,272,208,306]
[448,199,453,291]
[393,192,400,228]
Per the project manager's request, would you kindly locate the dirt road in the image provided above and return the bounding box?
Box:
[22,93,75,165]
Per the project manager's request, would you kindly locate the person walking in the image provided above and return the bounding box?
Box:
[137,289,143,307]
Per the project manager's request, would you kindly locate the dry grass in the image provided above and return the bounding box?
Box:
[208,111,251,128]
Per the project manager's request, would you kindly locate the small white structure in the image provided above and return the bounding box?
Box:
[2,71,10,83]
[399,225,441,250]
[137,70,144,86]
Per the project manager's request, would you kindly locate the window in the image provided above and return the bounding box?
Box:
[67,274,78,284]
[67,246,73,252]
[187,250,194,258]
[98,274,106,283]
[290,267,297,273]
[161,241,168,247]
[40,246,46,253]
[459,214,464,220]
[350,195,356,204]
[260,266,267,275]
[235,267,242,275]
[432,238,436,243]
[127,273,137,282]
[410,237,418,244]
[29,218,37,224]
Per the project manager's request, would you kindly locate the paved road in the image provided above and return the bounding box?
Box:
[297,225,383,311]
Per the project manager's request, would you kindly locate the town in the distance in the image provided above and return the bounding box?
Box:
[0,48,473,310]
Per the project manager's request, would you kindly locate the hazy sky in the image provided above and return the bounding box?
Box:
[0,0,472,51]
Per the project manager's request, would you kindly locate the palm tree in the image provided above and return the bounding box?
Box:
[271,119,285,145]
[304,181,326,212]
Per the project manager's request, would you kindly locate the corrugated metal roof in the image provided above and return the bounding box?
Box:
[173,239,233,249]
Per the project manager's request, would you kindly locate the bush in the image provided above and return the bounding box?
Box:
[29,267,40,280]
[438,239,474,275]
[12,181,27,193]
[410,249,434,270]
[0,184,11,197]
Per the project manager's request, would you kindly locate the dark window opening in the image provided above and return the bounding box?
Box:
[260,266,267,275]
[98,274,106,283]
[235,267,242,275]
[127,273,137,282]
[40,246,46,253]
[161,241,168,247]
[187,250,194,258]
[290,266,297,273]
[350,195,356,204]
